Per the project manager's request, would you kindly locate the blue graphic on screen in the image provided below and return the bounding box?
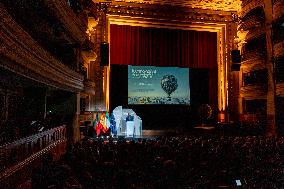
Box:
[128,66,190,105]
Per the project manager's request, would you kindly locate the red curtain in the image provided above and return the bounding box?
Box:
[110,24,218,110]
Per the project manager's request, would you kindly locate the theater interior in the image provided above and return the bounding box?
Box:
[0,0,283,188]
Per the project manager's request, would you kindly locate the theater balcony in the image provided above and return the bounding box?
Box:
[240,99,267,127]
[0,2,84,92]
[1,0,88,71]
[0,126,66,189]
[241,55,266,71]
[273,0,284,20]
[274,40,284,57]
[244,27,266,43]
[240,69,268,99]
[241,49,266,63]
[273,15,284,98]
[238,6,265,32]
[241,35,267,62]
[42,0,88,44]
[83,79,96,95]
[275,56,284,96]
[239,0,263,18]
[273,17,284,57]
[240,85,267,99]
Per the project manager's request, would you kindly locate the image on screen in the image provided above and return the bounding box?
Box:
[128,66,190,105]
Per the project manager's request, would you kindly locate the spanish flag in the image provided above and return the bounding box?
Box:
[100,113,108,133]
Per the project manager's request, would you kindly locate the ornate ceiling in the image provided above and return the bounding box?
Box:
[111,0,241,11]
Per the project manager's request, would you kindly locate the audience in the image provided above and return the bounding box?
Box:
[32,135,284,189]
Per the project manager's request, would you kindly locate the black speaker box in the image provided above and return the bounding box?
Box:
[231,50,241,63]
[231,63,241,71]
[101,42,109,66]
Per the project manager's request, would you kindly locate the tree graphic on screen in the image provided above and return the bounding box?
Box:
[161,75,178,101]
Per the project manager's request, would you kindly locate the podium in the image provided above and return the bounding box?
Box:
[113,106,142,137]
[126,121,134,137]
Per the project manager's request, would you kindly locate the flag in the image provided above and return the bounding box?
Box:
[105,111,111,129]
[93,113,99,128]
[96,120,103,137]
[100,113,108,133]
[109,113,117,135]
[96,113,107,136]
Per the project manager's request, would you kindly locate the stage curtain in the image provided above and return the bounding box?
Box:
[110,24,218,111]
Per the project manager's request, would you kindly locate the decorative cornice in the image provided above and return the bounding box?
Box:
[112,0,241,11]
[82,49,97,63]
[236,29,249,48]
[108,3,234,23]
[0,3,84,92]
[108,16,226,31]
[83,79,96,95]
[87,17,99,38]
[274,41,284,57]
[273,0,284,20]
[42,0,87,44]
[238,0,263,18]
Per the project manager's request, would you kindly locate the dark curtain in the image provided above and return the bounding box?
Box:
[110,24,218,112]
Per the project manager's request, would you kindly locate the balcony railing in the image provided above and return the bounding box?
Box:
[239,15,264,31]
[0,125,66,189]
[239,0,263,19]
[240,85,267,98]
[43,0,87,43]
[242,50,266,62]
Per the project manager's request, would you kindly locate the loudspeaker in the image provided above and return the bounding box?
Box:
[231,50,241,63]
[101,42,109,66]
[231,63,241,71]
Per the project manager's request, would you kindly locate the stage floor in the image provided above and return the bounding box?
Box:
[86,126,217,142]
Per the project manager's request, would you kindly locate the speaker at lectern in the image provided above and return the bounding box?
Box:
[112,106,142,137]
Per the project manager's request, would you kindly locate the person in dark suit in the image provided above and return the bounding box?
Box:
[126,113,133,122]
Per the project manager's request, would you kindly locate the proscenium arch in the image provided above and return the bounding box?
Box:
[107,16,228,121]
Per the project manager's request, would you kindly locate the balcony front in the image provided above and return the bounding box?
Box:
[0,126,66,189]
[241,50,266,62]
[83,79,96,95]
[239,15,264,32]
[1,1,88,71]
[0,3,84,92]
[239,0,264,20]
[240,85,267,99]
